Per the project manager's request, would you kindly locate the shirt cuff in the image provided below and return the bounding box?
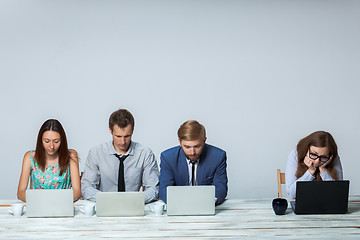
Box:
[301,170,316,181]
[320,170,334,181]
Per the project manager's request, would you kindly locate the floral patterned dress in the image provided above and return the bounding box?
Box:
[29,151,71,189]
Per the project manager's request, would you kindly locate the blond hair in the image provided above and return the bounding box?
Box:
[177,120,206,141]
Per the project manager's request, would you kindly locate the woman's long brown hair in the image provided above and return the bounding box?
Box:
[295,131,339,181]
[34,119,69,175]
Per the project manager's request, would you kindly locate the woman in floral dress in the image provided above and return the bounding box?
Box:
[17,119,81,202]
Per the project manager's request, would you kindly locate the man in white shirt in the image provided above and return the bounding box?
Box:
[81,109,159,203]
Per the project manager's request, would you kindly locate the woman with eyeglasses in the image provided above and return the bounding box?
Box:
[285,131,343,198]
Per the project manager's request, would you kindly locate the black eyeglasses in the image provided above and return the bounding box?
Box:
[308,150,331,163]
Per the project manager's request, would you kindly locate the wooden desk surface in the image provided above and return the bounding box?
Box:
[1,196,359,239]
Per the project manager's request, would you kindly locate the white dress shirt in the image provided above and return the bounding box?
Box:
[81,141,159,203]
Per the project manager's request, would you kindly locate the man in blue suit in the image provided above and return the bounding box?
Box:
[159,120,228,205]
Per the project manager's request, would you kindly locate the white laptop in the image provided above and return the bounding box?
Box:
[26,189,74,217]
[96,192,145,217]
[166,186,215,216]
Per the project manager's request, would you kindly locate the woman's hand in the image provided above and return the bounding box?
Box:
[69,149,81,202]
[17,152,32,202]
[319,156,332,174]
[304,154,317,176]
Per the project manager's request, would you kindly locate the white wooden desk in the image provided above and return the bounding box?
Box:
[1,196,359,239]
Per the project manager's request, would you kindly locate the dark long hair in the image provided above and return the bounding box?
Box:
[295,131,339,181]
[34,119,69,175]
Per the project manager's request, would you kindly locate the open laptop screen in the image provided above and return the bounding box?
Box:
[26,189,74,217]
[166,186,215,216]
[96,192,145,217]
[293,180,349,214]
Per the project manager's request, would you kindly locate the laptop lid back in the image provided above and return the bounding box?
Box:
[96,192,144,217]
[166,186,215,216]
[26,189,74,217]
[294,180,349,214]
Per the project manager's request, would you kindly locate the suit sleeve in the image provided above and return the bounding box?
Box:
[159,152,175,203]
[213,151,228,205]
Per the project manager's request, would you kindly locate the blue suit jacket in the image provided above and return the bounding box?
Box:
[159,144,228,204]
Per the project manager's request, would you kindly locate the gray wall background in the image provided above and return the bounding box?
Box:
[1,0,359,199]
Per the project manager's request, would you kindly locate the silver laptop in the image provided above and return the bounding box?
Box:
[166,186,215,216]
[96,192,145,217]
[26,189,74,217]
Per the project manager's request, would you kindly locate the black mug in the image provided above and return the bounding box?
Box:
[272,198,288,215]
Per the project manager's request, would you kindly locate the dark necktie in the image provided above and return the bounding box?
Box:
[190,161,196,186]
[114,154,129,192]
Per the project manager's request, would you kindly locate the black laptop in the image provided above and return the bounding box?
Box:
[291,180,350,214]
